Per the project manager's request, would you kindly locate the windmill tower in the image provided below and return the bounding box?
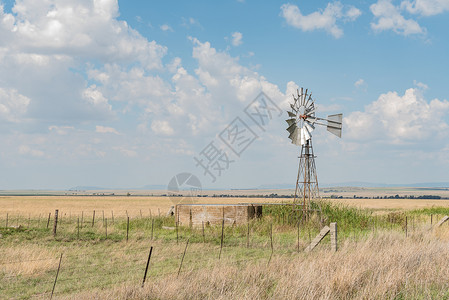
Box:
[286,88,342,217]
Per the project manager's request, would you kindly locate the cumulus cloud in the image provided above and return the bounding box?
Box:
[345,86,449,143]
[160,24,173,32]
[151,120,174,136]
[0,87,30,122]
[19,145,44,157]
[401,0,449,16]
[231,32,243,46]
[280,2,361,38]
[370,0,425,36]
[354,79,365,88]
[96,125,120,135]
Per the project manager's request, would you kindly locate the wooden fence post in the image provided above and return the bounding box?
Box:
[126,216,130,242]
[47,213,51,229]
[268,224,273,265]
[53,210,59,237]
[176,221,179,245]
[247,222,250,248]
[92,210,95,227]
[5,213,8,229]
[105,218,108,238]
[151,218,154,240]
[219,219,224,259]
[202,221,205,243]
[77,217,80,239]
[330,222,338,252]
[405,216,408,237]
[297,221,300,253]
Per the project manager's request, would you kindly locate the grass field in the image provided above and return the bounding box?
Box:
[2,195,449,299]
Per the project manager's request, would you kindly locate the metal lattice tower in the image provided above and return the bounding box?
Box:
[286,88,342,217]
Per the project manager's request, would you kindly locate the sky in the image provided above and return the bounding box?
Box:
[0,0,448,190]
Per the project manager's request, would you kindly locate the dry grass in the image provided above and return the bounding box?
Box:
[58,229,449,300]
[329,197,449,210]
[3,194,449,219]
[0,196,279,218]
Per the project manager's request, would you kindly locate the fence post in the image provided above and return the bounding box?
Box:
[92,210,95,227]
[81,211,84,227]
[297,221,300,253]
[330,222,338,252]
[126,217,130,242]
[178,239,189,277]
[47,213,51,229]
[105,218,108,238]
[202,221,205,243]
[111,211,114,224]
[53,210,59,237]
[77,217,80,239]
[405,216,408,237]
[50,253,63,300]
[102,210,105,226]
[151,218,154,240]
[247,221,250,248]
[431,214,433,226]
[142,246,153,288]
[219,219,224,259]
[176,222,179,245]
[5,213,8,229]
[268,223,273,265]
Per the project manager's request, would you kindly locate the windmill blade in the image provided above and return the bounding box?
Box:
[305,107,316,116]
[288,126,298,140]
[286,122,296,134]
[326,113,343,138]
[304,93,312,108]
[288,111,296,118]
[304,121,315,132]
[303,88,308,106]
[290,103,298,112]
[300,128,305,145]
[286,118,296,127]
[303,125,311,141]
[305,116,317,123]
[300,88,304,105]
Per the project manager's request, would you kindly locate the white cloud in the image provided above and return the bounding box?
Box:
[160,24,173,32]
[401,0,449,16]
[0,87,30,122]
[151,120,174,136]
[49,125,74,135]
[354,78,365,87]
[113,146,137,157]
[280,2,361,38]
[370,0,425,36]
[19,145,44,157]
[96,125,120,135]
[231,32,243,46]
[345,86,449,143]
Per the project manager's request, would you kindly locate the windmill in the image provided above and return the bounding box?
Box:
[286,87,342,217]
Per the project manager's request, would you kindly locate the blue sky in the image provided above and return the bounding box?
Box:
[0,0,448,189]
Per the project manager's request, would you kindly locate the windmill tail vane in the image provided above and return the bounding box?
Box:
[285,88,343,218]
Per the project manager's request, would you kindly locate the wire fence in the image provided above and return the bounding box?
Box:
[1,210,447,298]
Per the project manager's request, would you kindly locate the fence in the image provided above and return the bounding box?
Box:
[1,210,448,298]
